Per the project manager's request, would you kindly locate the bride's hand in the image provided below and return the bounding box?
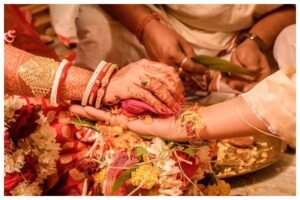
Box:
[103,59,185,114]
[69,105,188,142]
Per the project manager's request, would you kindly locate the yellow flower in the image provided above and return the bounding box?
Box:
[130,164,159,190]
[204,180,231,196]
[94,168,107,185]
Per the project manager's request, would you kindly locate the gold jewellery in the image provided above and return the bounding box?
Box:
[180,105,205,143]
[18,56,59,98]
[141,77,151,88]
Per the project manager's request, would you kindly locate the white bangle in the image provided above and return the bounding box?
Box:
[81,61,107,106]
[50,59,69,106]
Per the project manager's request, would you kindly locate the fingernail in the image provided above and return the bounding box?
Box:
[180,96,185,103]
[161,107,167,113]
[174,104,181,111]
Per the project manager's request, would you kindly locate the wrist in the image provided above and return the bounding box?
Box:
[135,13,162,43]
[236,32,266,52]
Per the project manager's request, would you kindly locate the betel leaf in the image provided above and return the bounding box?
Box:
[135,146,147,157]
[183,148,195,156]
[192,55,254,75]
[111,167,136,194]
[69,119,96,130]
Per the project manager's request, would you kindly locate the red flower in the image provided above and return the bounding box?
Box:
[8,102,41,142]
[76,158,98,176]
[4,155,37,193]
[4,170,36,192]
[173,151,201,179]
[4,131,12,153]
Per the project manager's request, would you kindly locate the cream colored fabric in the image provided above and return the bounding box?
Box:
[150,4,281,55]
[75,5,148,69]
[242,25,296,145]
[49,5,80,44]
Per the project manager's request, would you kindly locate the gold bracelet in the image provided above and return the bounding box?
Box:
[180,106,205,143]
[18,56,59,98]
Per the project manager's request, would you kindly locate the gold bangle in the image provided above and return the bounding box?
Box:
[18,56,59,98]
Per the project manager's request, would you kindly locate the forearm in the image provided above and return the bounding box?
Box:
[102,5,152,33]
[250,5,295,49]
[5,45,92,100]
[200,97,268,140]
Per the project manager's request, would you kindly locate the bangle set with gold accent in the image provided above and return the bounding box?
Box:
[82,61,118,108]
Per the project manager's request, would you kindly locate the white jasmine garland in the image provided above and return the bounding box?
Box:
[4,96,27,130]
[4,96,61,195]
[4,149,25,173]
[10,181,43,196]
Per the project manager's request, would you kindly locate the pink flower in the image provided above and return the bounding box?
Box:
[121,99,174,116]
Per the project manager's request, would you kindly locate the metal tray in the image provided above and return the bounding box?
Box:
[214,134,286,178]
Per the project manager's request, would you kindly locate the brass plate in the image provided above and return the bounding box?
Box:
[214,134,286,178]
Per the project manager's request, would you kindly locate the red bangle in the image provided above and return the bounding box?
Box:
[56,61,72,104]
[135,13,162,43]
[88,62,112,105]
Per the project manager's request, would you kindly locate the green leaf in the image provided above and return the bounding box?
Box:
[183,148,195,156]
[139,134,154,140]
[192,55,254,75]
[135,146,147,157]
[69,119,96,130]
[111,167,136,194]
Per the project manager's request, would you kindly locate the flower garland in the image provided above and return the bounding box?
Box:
[4,96,61,196]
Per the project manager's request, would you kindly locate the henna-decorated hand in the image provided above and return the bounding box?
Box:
[103,59,185,114]
[69,105,188,142]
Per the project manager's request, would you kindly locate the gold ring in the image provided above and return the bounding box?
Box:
[178,67,183,74]
[141,77,151,88]
[179,56,188,68]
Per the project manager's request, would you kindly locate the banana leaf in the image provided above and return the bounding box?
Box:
[192,55,254,75]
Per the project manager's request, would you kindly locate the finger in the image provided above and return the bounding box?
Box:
[230,50,243,67]
[257,58,271,80]
[229,51,258,82]
[143,61,185,99]
[243,82,257,92]
[143,76,180,111]
[69,104,98,121]
[152,72,185,103]
[130,85,173,114]
[225,73,256,82]
[178,38,206,73]
[222,76,249,91]
[179,36,195,57]
[84,106,111,122]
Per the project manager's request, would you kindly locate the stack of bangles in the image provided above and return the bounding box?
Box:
[81,61,118,108]
[180,105,206,143]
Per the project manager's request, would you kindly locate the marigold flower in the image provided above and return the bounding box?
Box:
[94,167,107,186]
[130,164,159,190]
